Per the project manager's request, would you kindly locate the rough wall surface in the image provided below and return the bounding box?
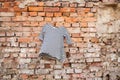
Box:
[0,0,120,80]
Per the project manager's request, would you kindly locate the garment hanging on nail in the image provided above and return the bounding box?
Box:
[39,23,72,62]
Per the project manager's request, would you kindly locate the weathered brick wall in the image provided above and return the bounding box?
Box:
[0,0,120,80]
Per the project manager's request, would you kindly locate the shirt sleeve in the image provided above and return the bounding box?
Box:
[63,27,72,45]
[39,24,47,41]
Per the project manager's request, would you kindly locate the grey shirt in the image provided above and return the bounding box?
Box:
[39,23,72,62]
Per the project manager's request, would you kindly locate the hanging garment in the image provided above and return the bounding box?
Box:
[39,23,72,62]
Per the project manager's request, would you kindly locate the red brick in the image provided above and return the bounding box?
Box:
[70,8,76,12]
[0,0,15,1]
[14,6,27,12]
[22,21,31,27]
[30,22,39,27]
[1,22,21,27]
[38,75,44,80]
[53,17,64,22]
[87,13,94,17]
[20,74,28,79]
[72,33,81,38]
[78,12,86,17]
[18,37,33,42]
[9,8,14,12]
[63,62,71,67]
[28,7,43,11]
[15,12,22,16]
[44,7,59,12]
[31,33,39,37]
[65,17,72,23]
[0,0,4,2]
[39,22,46,27]
[27,17,44,21]
[77,8,90,13]
[70,13,78,17]
[54,12,62,17]
[60,8,76,12]
[7,2,15,7]
[0,8,8,12]
[91,62,102,67]
[22,32,31,37]
[33,37,39,42]
[22,12,28,16]
[83,37,90,42]
[46,12,53,17]
[38,12,45,16]
[64,23,71,28]
[22,27,32,32]
[90,37,99,43]
[80,22,88,27]
[3,2,10,7]
[29,12,37,16]
[72,74,81,78]
[65,17,78,23]
[44,64,51,68]
[14,1,19,5]
[0,17,11,21]
[72,38,83,42]
[45,17,52,22]
[63,13,70,17]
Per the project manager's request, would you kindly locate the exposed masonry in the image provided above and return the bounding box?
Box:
[0,0,120,80]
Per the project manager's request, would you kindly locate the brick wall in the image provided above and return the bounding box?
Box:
[0,0,120,80]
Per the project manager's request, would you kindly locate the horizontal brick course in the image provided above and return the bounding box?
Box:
[28,7,43,12]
